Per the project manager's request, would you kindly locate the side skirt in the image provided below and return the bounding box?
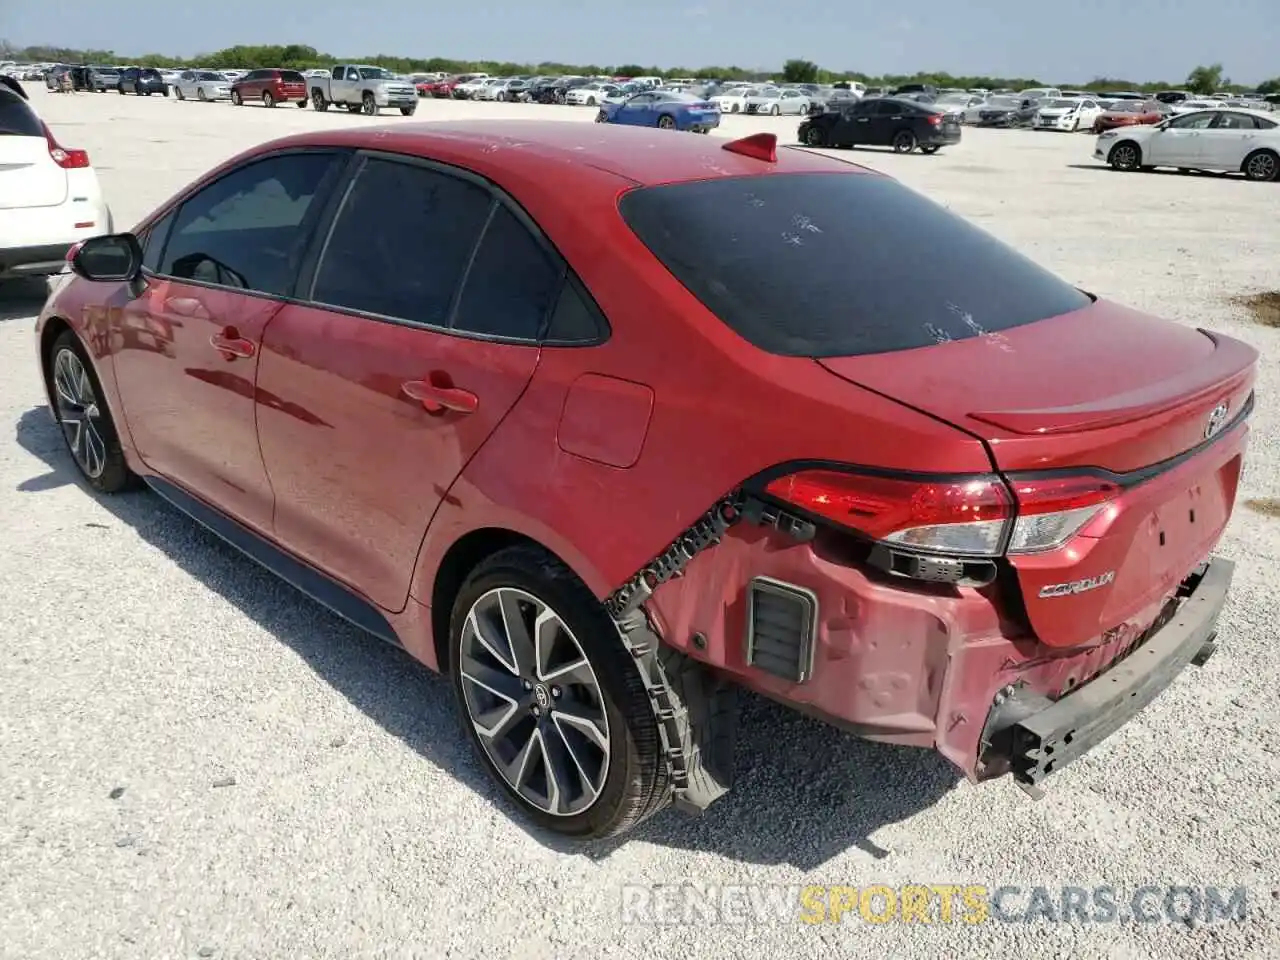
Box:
[143,476,401,647]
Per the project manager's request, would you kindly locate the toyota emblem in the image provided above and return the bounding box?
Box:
[1204,402,1229,440]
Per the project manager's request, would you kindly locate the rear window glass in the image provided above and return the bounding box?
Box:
[617,172,1092,357]
[280,71,306,83]
[0,88,42,137]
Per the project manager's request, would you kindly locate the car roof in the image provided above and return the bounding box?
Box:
[260,120,870,186]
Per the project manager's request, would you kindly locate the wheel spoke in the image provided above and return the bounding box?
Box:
[82,417,107,477]
[550,714,602,799]
[552,701,609,753]
[538,724,579,813]
[498,589,536,676]
[466,607,518,676]
[459,654,525,705]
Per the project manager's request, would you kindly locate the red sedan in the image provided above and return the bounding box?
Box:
[37,122,1254,839]
[1093,99,1166,133]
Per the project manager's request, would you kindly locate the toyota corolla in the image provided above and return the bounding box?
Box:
[35,122,1255,840]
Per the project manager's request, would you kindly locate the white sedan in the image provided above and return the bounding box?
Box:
[1094,107,1279,181]
[745,88,811,116]
[1034,97,1104,132]
[712,85,774,113]
[0,78,112,283]
[565,82,618,106]
[172,70,232,101]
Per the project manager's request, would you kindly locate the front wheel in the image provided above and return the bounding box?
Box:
[920,144,940,154]
[177,87,186,100]
[595,110,607,123]
[262,91,275,108]
[657,113,675,129]
[362,93,379,116]
[586,97,596,106]
[46,330,137,494]
[400,105,415,116]
[231,89,242,106]
[449,545,671,840]
[892,130,917,153]
[804,125,825,146]
[1108,141,1142,171]
[769,104,780,116]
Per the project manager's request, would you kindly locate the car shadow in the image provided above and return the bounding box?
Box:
[1065,163,1235,178]
[0,279,47,322]
[14,405,959,869]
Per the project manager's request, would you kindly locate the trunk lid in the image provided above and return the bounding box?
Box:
[817,299,1256,648]
[0,135,67,209]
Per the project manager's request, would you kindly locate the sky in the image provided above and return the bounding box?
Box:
[5,0,1276,85]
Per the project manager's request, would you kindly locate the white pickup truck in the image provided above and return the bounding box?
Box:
[309,65,419,116]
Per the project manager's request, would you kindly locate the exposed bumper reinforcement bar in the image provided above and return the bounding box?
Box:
[981,558,1232,793]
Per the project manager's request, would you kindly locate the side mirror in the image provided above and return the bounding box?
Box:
[71,233,143,283]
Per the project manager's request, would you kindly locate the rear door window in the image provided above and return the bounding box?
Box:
[618,172,1092,357]
[0,88,42,137]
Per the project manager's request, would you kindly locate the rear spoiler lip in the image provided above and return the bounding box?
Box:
[968,328,1258,436]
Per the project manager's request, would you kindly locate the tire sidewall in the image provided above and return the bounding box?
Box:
[47,329,133,493]
[1244,150,1278,182]
[447,554,656,839]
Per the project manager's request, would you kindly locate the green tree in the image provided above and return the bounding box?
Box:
[781,59,818,84]
[1185,63,1223,95]
[1258,77,1280,95]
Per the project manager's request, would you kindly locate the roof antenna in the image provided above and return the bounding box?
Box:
[722,132,777,163]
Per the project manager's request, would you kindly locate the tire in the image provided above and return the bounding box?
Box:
[920,144,940,154]
[1071,115,1080,132]
[448,545,670,840]
[46,330,137,494]
[296,99,307,108]
[312,90,328,111]
[769,104,780,116]
[362,92,379,116]
[400,105,415,116]
[1243,149,1279,182]
[176,86,185,100]
[586,97,596,106]
[595,110,607,123]
[118,84,126,95]
[1108,140,1141,171]
[657,113,675,129]
[231,89,242,106]
[731,103,739,113]
[262,91,275,108]
[892,130,917,153]
[804,125,825,146]
[347,103,362,113]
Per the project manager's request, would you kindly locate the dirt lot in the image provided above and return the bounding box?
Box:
[2,86,1279,959]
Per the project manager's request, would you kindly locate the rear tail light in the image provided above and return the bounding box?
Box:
[763,468,1121,558]
[928,113,944,125]
[42,122,90,169]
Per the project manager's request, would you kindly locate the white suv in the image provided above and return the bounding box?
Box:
[1,78,111,281]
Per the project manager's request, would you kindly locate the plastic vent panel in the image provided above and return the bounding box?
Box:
[745,577,817,683]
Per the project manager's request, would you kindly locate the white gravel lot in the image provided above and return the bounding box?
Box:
[2,86,1279,960]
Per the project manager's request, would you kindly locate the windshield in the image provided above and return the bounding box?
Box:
[357,67,392,80]
[986,97,1018,108]
[936,93,970,103]
[1045,99,1080,108]
[1109,101,1143,112]
[196,71,223,81]
[618,173,1091,358]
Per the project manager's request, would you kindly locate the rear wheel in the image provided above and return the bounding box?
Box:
[312,90,328,111]
[920,144,940,154]
[46,330,137,494]
[362,92,379,115]
[347,103,362,113]
[449,546,670,840]
[400,105,415,116]
[892,130,917,153]
[804,125,825,146]
[262,91,275,108]
[176,86,185,100]
[1108,140,1141,171]
[231,89,242,106]
[1243,149,1279,182]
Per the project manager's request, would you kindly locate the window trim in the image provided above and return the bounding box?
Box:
[296,148,609,348]
[140,147,354,304]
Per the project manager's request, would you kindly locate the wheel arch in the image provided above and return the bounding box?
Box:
[38,315,74,413]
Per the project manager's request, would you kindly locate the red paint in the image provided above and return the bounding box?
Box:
[557,373,654,468]
[35,121,1256,783]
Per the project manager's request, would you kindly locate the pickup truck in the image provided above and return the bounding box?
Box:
[309,65,418,116]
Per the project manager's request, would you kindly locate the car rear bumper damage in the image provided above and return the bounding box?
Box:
[977,558,1229,793]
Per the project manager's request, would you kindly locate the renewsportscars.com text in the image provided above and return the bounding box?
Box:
[619,884,1250,925]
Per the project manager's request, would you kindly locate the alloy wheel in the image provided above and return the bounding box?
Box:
[1111,143,1139,170]
[458,587,610,817]
[52,348,107,479]
[1245,152,1277,182]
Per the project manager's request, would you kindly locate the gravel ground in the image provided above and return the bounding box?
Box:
[2,87,1279,960]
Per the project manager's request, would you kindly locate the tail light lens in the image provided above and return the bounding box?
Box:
[928,113,944,125]
[764,469,1121,558]
[765,470,1012,557]
[42,122,90,169]
[1005,475,1120,554]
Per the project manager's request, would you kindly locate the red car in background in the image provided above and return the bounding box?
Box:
[36,122,1254,840]
[1093,99,1165,133]
[420,75,462,98]
[230,68,309,107]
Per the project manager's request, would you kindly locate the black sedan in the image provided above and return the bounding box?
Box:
[797,97,961,153]
[117,67,168,96]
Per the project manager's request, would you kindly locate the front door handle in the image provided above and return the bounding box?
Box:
[210,326,256,360]
[402,380,479,415]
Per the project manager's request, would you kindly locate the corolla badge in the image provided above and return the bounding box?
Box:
[1204,402,1229,440]
[1039,571,1115,599]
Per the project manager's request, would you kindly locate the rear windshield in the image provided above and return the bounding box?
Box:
[0,88,43,137]
[617,172,1092,357]
[280,70,306,82]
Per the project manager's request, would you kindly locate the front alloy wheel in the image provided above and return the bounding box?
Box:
[1109,141,1141,171]
[47,331,135,493]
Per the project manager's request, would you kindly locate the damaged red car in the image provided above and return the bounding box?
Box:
[36,122,1255,840]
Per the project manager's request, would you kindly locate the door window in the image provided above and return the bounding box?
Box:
[160,152,341,296]
[1212,112,1259,130]
[140,210,176,273]
[309,157,493,326]
[1168,112,1217,129]
[451,203,564,340]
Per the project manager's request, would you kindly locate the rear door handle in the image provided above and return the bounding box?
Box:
[210,326,256,360]
[402,380,479,415]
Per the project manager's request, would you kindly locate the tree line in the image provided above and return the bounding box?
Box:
[2,40,1275,95]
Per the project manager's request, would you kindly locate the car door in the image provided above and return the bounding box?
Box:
[255,153,555,612]
[619,93,654,125]
[835,99,875,145]
[342,66,361,100]
[866,99,901,145]
[1199,111,1261,170]
[1147,110,1217,165]
[112,149,348,534]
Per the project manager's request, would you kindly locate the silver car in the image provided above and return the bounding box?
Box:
[745,88,812,116]
[173,70,231,102]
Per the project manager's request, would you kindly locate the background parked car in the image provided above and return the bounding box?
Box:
[117,67,168,96]
[1093,99,1167,133]
[173,70,232,102]
[1035,97,1104,132]
[1097,107,1280,180]
[566,82,617,107]
[799,96,960,153]
[596,90,720,132]
[231,69,309,108]
[746,88,813,116]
